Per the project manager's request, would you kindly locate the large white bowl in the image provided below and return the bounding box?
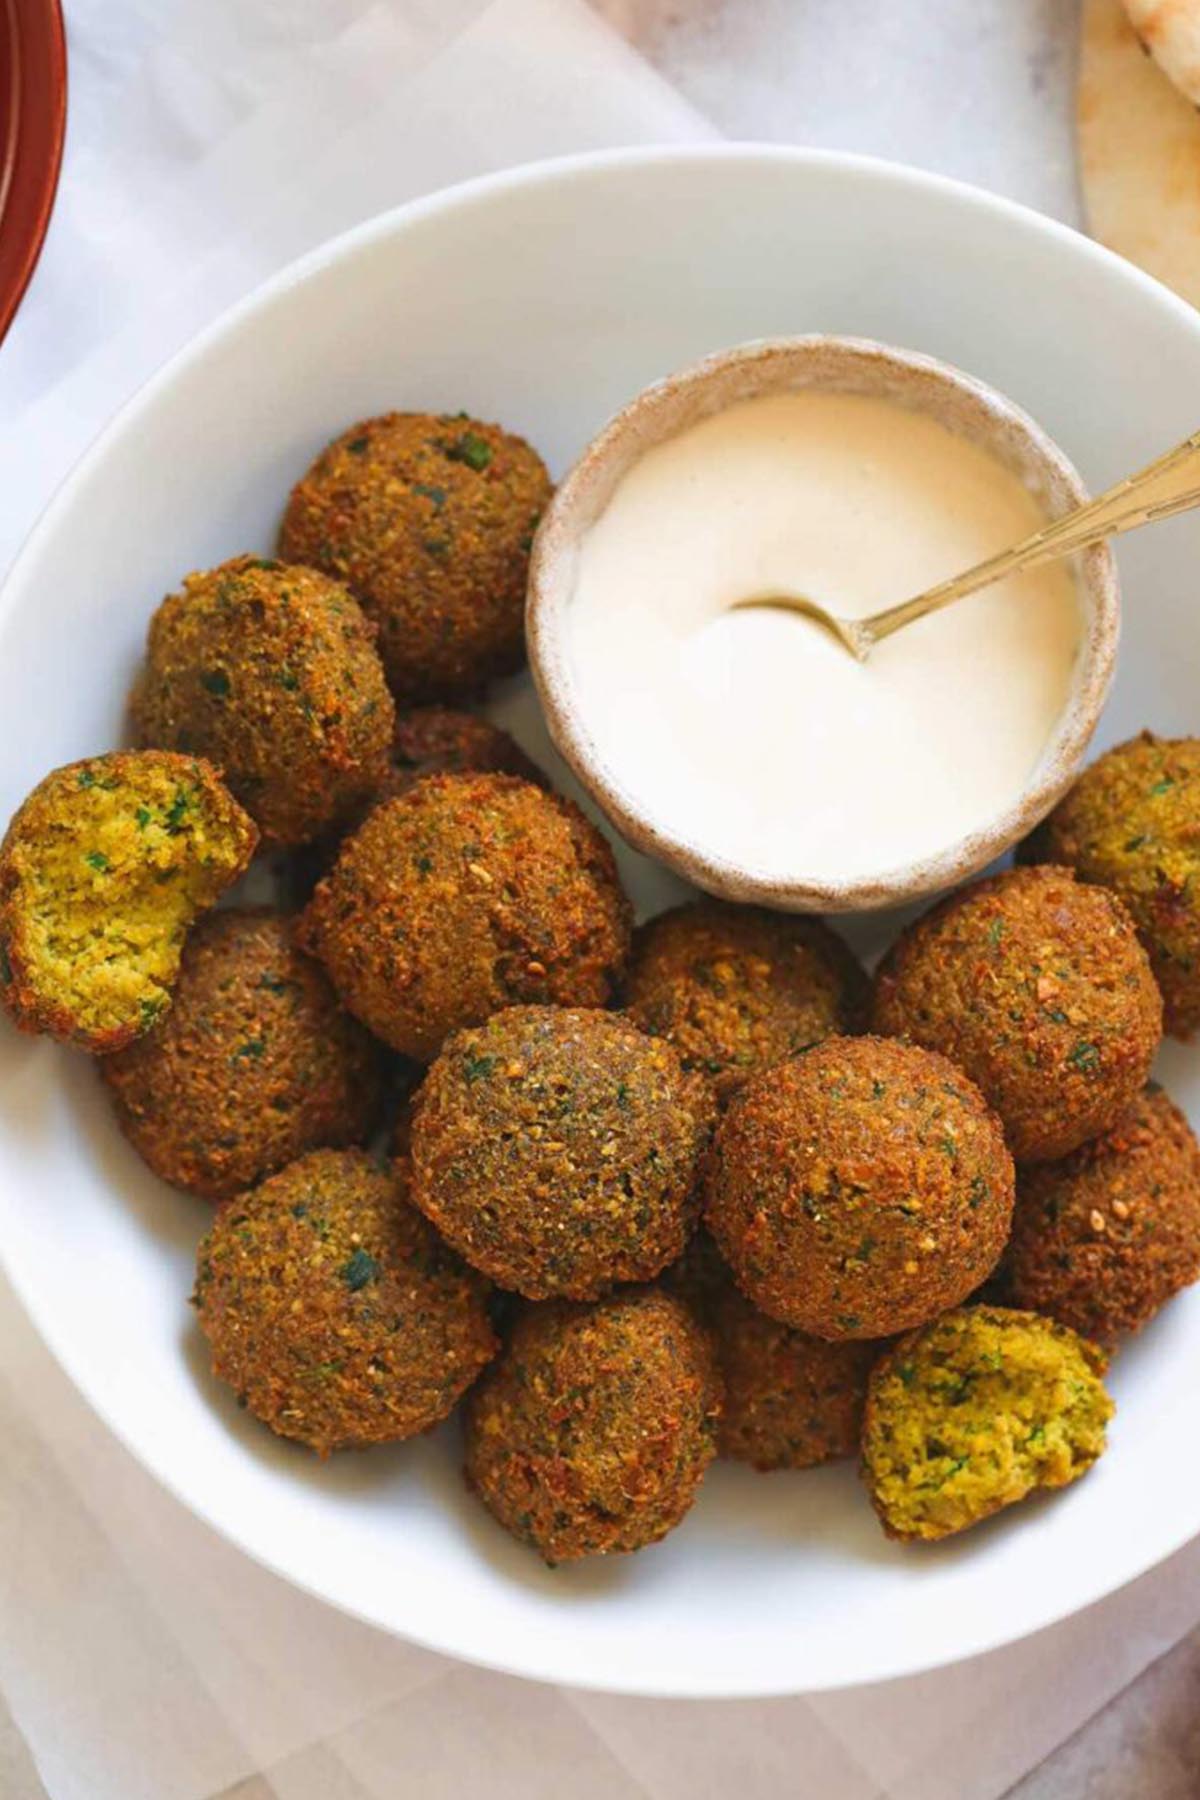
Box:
[2,146,1200,1700]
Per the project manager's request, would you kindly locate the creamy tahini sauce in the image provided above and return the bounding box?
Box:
[566,390,1082,886]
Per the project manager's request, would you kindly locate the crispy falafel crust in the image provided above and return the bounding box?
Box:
[296,772,632,1060]
[711,1282,879,1470]
[1006,1085,1200,1341]
[410,1006,715,1299]
[288,709,547,906]
[100,909,385,1201]
[193,1148,496,1455]
[872,865,1163,1162]
[861,1305,1112,1542]
[464,1287,721,1563]
[132,555,395,846]
[661,1223,731,1319]
[278,412,551,704]
[0,751,257,1053]
[624,901,868,1102]
[703,1035,1014,1339]
[1023,733,1200,1039]
[665,1229,879,1470]
[389,707,544,795]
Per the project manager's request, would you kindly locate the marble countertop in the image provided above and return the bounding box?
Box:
[592,0,1083,221]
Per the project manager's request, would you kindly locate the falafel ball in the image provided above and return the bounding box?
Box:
[388,1069,534,1330]
[1022,733,1200,1039]
[861,1305,1112,1541]
[1005,1084,1200,1341]
[100,909,386,1201]
[278,412,552,704]
[713,1278,878,1471]
[872,865,1163,1162]
[624,901,869,1102]
[663,1228,879,1470]
[389,707,545,796]
[193,1147,496,1455]
[293,706,546,891]
[703,1036,1014,1339]
[661,1223,731,1321]
[0,752,257,1052]
[297,773,631,1060]
[410,1006,715,1299]
[464,1287,721,1563]
[131,555,395,845]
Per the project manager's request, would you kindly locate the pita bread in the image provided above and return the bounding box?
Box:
[1079,0,1200,308]
[1123,0,1200,105]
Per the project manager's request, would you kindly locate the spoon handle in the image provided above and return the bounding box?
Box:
[863,426,1200,648]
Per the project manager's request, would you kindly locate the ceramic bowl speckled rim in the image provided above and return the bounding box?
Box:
[528,333,1120,912]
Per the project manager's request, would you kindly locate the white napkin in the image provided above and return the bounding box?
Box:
[2,5,1197,1799]
[0,0,713,573]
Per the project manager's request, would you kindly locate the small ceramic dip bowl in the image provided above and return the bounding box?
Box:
[527,335,1119,913]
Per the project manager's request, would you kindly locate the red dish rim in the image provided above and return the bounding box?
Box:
[0,0,67,344]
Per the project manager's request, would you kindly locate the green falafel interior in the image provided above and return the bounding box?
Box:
[0,752,258,1052]
[862,1306,1113,1543]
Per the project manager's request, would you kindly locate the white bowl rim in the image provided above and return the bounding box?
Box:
[4,141,1200,1698]
[527,330,1119,911]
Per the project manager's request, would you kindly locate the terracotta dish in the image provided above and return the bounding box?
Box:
[0,0,66,342]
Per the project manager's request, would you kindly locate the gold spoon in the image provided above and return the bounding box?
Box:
[734,426,1200,662]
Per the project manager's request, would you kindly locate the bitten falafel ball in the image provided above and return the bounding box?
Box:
[278,412,552,703]
[1022,733,1200,1039]
[861,1306,1112,1541]
[100,909,386,1201]
[464,1287,721,1563]
[872,865,1163,1162]
[297,773,631,1060]
[1005,1084,1200,1341]
[0,752,256,1052]
[624,901,869,1102]
[410,1006,715,1299]
[193,1148,496,1455]
[131,555,395,846]
[704,1036,1014,1339]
